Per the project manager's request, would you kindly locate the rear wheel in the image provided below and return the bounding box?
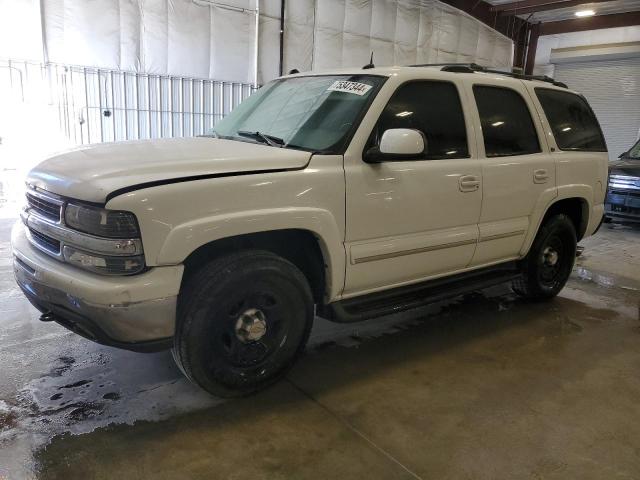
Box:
[513,214,577,299]
[172,250,314,397]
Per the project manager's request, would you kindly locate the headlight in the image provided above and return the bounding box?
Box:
[63,246,145,275]
[65,203,140,238]
[62,202,145,275]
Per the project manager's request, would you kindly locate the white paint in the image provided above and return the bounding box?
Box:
[379,129,425,155]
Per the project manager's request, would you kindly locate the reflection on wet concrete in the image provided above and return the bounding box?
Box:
[0,213,638,479]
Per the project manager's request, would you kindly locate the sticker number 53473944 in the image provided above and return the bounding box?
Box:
[327,80,373,96]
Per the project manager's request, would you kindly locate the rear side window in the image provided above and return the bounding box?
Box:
[473,85,541,157]
[371,81,469,159]
[535,88,607,152]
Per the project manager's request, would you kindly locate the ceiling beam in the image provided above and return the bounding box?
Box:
[497,0,616,16]
[539,11,640,34]
[492,0,573,12]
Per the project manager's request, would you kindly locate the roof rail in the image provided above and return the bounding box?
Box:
[409,63,484,72]
[408,63,568,88]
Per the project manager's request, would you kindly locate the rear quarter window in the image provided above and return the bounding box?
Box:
[535,88,607,152]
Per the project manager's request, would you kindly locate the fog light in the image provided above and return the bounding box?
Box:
[63,246,145,275]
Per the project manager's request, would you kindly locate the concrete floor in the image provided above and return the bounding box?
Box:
[0,207,639,479]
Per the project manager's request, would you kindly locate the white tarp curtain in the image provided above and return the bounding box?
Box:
[260,0,514,82]
[1,0,513,84]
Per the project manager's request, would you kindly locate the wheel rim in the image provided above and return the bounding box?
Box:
[538,235,566,287]
[217,291,288,369]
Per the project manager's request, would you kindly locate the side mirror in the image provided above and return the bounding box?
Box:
[364,128,427,163]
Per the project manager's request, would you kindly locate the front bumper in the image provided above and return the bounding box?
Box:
[11,222,184,352]
[605,188,640,222]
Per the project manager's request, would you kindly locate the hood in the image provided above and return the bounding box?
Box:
[27,137,312,203]
[609,157,640,177]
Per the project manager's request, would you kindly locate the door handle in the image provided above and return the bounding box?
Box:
[534,169,549,184]
[459,175,480,192]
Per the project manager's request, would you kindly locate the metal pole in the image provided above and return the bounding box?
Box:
[83,67,90,143]
[124,73,129,140]
[279,0,285,76]
[254,0,259,88]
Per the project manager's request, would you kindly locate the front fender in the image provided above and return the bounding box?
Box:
[158,207,345,300]
[106,155,347,301]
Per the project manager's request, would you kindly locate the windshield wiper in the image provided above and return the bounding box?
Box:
[237,130,284,148]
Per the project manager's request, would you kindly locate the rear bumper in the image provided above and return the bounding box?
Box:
[11,222,183,351]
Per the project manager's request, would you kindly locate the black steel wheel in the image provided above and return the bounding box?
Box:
[173,250,314,397]
[513,214,577,299]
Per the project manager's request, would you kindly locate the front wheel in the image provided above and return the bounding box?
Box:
[172,250,314,397]
[513,214,577,299]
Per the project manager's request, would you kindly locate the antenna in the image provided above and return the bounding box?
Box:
[363,52,375,70]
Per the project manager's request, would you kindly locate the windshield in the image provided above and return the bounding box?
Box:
[625,138,640,159]
[209,75,385,153]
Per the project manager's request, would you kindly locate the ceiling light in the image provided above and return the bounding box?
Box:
[492,121,505,127]
[396,111,413,117]
[575,10,595,17]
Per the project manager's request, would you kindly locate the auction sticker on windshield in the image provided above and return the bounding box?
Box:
[328,80,373,96]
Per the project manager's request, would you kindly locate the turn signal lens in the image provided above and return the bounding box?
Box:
[63,246,145,275]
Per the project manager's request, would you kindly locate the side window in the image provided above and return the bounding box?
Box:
[535,88,607,152]
[371,81,469,159]
[473,85,541,157]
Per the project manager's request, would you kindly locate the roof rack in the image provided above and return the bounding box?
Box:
[408,63,568,88]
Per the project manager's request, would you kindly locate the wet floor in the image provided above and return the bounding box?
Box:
[1,211,639,479]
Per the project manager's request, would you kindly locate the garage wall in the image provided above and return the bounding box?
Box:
[532,25,640,76]
[553,57,640,160]
[1,0,514,85]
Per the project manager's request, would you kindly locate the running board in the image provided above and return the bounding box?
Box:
[320,262,522,323]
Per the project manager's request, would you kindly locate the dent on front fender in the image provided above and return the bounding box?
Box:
[157,208,346,301]
[106,155,348,301]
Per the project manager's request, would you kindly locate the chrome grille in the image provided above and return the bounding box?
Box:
[28,228,61,255]
[609,174,640,191]
[26,192,63,221]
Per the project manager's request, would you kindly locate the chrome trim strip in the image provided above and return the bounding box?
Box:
[27,214,143,256]
[26,187,65,206]
[25,227,63,258]
[25,188,65,223]
[353,238,476,264]
[478,230,526,243]
[609,175,640,191]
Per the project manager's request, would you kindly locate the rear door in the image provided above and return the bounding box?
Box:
[465,81,557,267]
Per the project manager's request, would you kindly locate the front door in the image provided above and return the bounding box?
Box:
[343,79,482,298]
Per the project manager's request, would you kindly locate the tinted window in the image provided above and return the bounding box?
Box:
[473,85,541,157]
[627,138,640,159]
[535,88,606,152]
[371,81,468,159]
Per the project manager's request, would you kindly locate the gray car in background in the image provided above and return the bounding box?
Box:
[606,138,640,223]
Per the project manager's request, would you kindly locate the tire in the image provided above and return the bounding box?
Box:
[172,250,314,397]
[512,214,577,300]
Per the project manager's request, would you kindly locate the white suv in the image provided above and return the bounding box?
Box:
[12,64,608,396]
